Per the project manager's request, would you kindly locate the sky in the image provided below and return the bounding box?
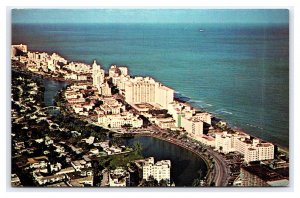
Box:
[11,9,289,24]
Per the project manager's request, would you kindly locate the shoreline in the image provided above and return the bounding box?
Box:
[13,62,289,152]
[175,97,289,153]
[13,46,290,153]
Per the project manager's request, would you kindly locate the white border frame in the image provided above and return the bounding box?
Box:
[2,0,298,197]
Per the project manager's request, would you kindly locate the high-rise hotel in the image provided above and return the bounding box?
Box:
[124,77,174,109]
[92,60,105,90]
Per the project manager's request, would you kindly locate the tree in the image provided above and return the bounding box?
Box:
[192,169,203,187]
[133,141,142,155]
[140,176,159,187]
[192,178,201,187]
[159,179,168,187]
[219,146,223,152]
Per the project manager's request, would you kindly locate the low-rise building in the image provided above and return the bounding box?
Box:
[33,171,66,185]
[234,164,289,187]
[11,174,22,187]
[213,131,274,162]
[153,117,176,129]
[71,160,89,172]
[98,113,143,128]
[236,138,274,163]
[55,167,76,175]
[109,168,130,187]
[199,134,215,147]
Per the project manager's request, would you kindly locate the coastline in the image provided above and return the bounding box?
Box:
[12,48,288,151]
[12,52,289,152]
[175,94,289,153]
[11,49,288,187]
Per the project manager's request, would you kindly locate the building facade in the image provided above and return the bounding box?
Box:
[98,113,143,128]
[92,60,105,90]
[124,77,174,109]
[142,157,171,184]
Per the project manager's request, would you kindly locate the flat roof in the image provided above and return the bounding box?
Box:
[242,165,287,182]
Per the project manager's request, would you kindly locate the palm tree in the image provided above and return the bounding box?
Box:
[192,178,201,187]
[192,169,203,187]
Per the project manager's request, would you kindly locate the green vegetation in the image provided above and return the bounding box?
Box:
[140,176,169,187]
[133,141,142,155]
[99,149,143,170]
[192,169,204,187]
[52,89,109,141]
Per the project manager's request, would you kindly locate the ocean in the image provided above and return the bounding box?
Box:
[12,23,289,149]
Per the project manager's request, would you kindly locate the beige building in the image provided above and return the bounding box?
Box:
[124,77,174,109]
[215,131,234,154]
[142,157,171,184]
[100,82,112,96]
[193,112,212,125]
[152,117,176,129]
[98,113,143,128]
[181,116,203,138]
[92,60,105,90]
[109,65,128,77]
[109,168,130,187]
[236,137,274,162]
[214,131,274,162]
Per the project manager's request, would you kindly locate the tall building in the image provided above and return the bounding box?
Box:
[181,117,203,137]
[124,77,174,109]
[142,157,171,184]
[215,132,234,154]
[92,60,105,90]
[100,82,112,97]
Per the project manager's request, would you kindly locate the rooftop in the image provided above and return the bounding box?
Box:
[242,164,287,182]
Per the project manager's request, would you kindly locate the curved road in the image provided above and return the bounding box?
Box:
[133,127,231,186]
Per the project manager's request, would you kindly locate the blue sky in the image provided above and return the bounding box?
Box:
[12,9,289,24]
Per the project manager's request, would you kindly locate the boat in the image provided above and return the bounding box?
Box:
[199,29,204,32]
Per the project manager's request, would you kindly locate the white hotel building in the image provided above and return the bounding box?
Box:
[124,77,174,109]
[92,60,105,89]
[142,157,171,184]
[98,113,143,128]
[214,131,274,162]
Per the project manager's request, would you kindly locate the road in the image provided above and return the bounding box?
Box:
[134,126,231,186]
[84,119,231,186]
[205,149,230,186]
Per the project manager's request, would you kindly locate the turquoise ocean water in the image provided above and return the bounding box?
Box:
[12,23,289,148]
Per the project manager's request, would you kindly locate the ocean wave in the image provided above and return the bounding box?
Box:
[190,99,202,103]
[189,100,213,108]
[246,123,263,130]
[215,109,233,115]
[221,110,233,115]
